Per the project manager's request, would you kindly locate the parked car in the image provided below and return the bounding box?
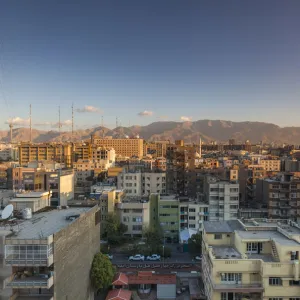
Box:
[146,254,161,261]
[195,255,202,261]
[128,254,145,261]
[105,254,113,260]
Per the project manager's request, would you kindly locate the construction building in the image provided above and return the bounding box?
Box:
[18,143,73,168]
[91,135,144,159]
[202,218,300,300]
[256,173,300,222]
[2,205,100,300]
[143,141,169,158]
[166,140,201,197]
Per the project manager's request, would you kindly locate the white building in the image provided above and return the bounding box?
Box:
[179,199,209,232]
[204,176,239,221]
[0,144,18,161]
[117,171,166,197]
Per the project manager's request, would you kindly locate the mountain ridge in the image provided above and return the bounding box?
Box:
[2,119,300,144]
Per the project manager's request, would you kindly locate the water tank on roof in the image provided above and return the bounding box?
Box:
[22,208,32,219]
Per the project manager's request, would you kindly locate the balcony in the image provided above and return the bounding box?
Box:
[5,254,53,266]
[180,219,188,223]
[213,283,263,292]
[6,273,54,289]
[180,211,188,215]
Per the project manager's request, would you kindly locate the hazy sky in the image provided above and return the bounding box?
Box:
[0,0,300,130]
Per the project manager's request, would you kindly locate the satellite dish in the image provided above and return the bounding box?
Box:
[1,204,13,220]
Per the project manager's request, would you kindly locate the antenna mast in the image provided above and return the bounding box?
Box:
[101,115,104,138]
[29,104,32,143]
[116,117,118,128]
[72,103,74,142]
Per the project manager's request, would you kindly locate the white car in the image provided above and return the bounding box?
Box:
[128,254,145,261]
[105,254,113,260]
[146,254,161,261]
[195,255,202,261]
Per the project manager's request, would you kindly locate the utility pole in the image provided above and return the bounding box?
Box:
[71,103,74,142]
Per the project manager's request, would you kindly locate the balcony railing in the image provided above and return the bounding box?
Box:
[5,254,53,267]
[213,283,263,292]
[6,274,54,289]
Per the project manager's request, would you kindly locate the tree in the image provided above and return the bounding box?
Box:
[104,213,128,245]
[188,233,202,254]
[91,252,115,292]
[143,225,163,245]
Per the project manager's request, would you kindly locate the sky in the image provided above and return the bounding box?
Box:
[0,0,300,130]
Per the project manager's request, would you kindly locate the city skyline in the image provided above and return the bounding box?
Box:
[1,1,300,129]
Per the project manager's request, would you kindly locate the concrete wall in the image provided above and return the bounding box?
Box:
[59,173,74,205]
[53,205,100,300]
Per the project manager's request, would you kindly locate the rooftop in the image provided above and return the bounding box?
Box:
[211,246,242,259]
[15,191,51,198]
[203,220,244,233]
[4,206,95,240]
[236,230,300,246]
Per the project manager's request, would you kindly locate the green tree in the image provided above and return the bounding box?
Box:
[143,225,163,245]
[91,252,115,292]
[188,233,202,255]
[104,213,128,245]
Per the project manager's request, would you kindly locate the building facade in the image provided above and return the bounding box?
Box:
[202,219,300,300]
[3,205,100,300]
[203,176,239,221]
[92,136,144,159]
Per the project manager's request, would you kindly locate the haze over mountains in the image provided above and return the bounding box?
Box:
[2,120,300,144]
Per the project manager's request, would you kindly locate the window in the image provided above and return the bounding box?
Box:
[132,217,142,223]
[123,217,129,222]
[214,234,222,240]
[189,208,196,212]
[289,298,300,300]
[289,280,300,286]
[230,196,239,201]
[230,205,238,209]
[230,188,239,193]
[269,277,282,286]
[220,273,242,284]
[132,225,142,231]
[132,209,142,213]
[269,298,282,300]
[189,224,196,228]
[189,216,196,220]
[247,242,262,253]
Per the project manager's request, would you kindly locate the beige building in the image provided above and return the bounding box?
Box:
[143,141,169,158]
[92,136,144,158]
[116,198,150,237]
[18,143,73,168]
[260,160,281,172]
[202,219,300,300]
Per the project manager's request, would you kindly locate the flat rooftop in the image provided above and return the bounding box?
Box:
[212,246,242,259]
[4,206,94,240]
[236,230,299,246]
[15,191,50,198]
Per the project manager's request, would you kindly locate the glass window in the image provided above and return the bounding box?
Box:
[214,234,222,240]
[269,277,282,286]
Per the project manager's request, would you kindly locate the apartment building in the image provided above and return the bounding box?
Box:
[117,171,166,197]
[116,198,149,237]
[260,159,281,172]
[203,176,239,221]
[150,194,179,242]
[90,184,125,234]
[256,173,300,222]
[7,167,74,206]
[92,136,144,158]
[0,146,18,161]
[143,141,169,158]
[18,143,73,168]
[179,198,209,232]
[3,205,100,300]
[202,219,300,300]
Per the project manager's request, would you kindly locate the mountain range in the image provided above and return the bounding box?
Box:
[1,120,300,144]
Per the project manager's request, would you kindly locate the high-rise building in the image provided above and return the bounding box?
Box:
[202,219,300,300]
[3,205,100,300]
[18,143,73,168]
[92,136,144,158]
[203,176,239,221]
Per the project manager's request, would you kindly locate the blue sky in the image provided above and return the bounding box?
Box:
[0,0,300,130]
